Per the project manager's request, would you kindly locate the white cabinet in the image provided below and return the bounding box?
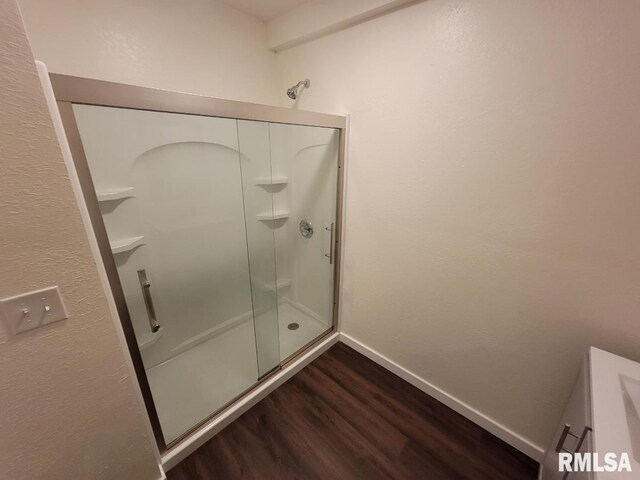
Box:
[542,348,640,480]
[541,354,593,480]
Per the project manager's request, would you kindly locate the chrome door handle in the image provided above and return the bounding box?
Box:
[138,269,160,333]
[325,223,335,264]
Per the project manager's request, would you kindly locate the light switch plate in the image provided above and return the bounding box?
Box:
[1,286,68,334]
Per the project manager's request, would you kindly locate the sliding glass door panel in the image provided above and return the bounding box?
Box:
[236,120,281,377]
[71,104,340,445]
[73,105,259,443]
[268,124,340,360]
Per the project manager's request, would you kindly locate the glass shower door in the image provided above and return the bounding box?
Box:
[237,120,341,366]
[237,120,281,377]
[70,103,339,446]
[268,123,340,360]
[237,121,340,363]
[73,105,280,443]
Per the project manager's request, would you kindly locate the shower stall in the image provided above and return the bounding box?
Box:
[50,74,346,451]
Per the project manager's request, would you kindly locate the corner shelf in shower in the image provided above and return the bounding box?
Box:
[110,235,145,254]
[263,277,291,292]
[256,211,289,221]
[96,187,135,202]
[254,176,288,186]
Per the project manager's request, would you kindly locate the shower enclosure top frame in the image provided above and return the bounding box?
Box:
[49,73,347,454]
[49,74,345,129]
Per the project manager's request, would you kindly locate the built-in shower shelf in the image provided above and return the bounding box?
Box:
[110,235,145,254]
[254,176,288,186]
[257,211,289,221]
[138,327,163,351]
[264,277,292,292]
[96,187,135,202]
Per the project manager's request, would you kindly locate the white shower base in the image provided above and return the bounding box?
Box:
[145,319,258,444]
[145,302,330,444]
[277,302,329,360]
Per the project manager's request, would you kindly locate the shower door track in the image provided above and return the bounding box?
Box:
[50,73,347,455]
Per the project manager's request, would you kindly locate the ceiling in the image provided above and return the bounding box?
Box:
[219,0,311,21]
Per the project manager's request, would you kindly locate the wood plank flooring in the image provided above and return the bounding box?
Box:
[167,343,539,479]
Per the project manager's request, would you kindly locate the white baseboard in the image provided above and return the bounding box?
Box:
[338,332,545,462]
[160,328,543,472]
[162,331,339,472]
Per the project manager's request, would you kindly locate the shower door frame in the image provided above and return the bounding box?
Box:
[50,73,347,453]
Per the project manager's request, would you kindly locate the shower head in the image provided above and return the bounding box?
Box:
[286,79,310,100]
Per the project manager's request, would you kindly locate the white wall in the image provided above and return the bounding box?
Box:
[0,1,161,479]
[14,0,640,460]
[274,0,640,452]
[266,0,415,51]
[18,0,278,105]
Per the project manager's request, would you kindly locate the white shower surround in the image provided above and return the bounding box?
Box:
[70,100,340,444]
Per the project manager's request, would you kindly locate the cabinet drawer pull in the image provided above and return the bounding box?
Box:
[573,425,591,454]
[555,424,579,453]
[556,425,592,480]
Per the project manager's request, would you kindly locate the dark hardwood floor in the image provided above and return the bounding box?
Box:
[167,343,538,480]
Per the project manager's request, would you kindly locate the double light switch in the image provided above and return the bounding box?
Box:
[1,286,68,334]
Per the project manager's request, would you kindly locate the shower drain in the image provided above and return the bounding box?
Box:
[287,322,300,331]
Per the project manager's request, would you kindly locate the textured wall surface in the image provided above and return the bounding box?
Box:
[266,0,415,50]
[0,2,161,479]
[275,0,640,451]
[13,0,640,460]
[18,0,279,105]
